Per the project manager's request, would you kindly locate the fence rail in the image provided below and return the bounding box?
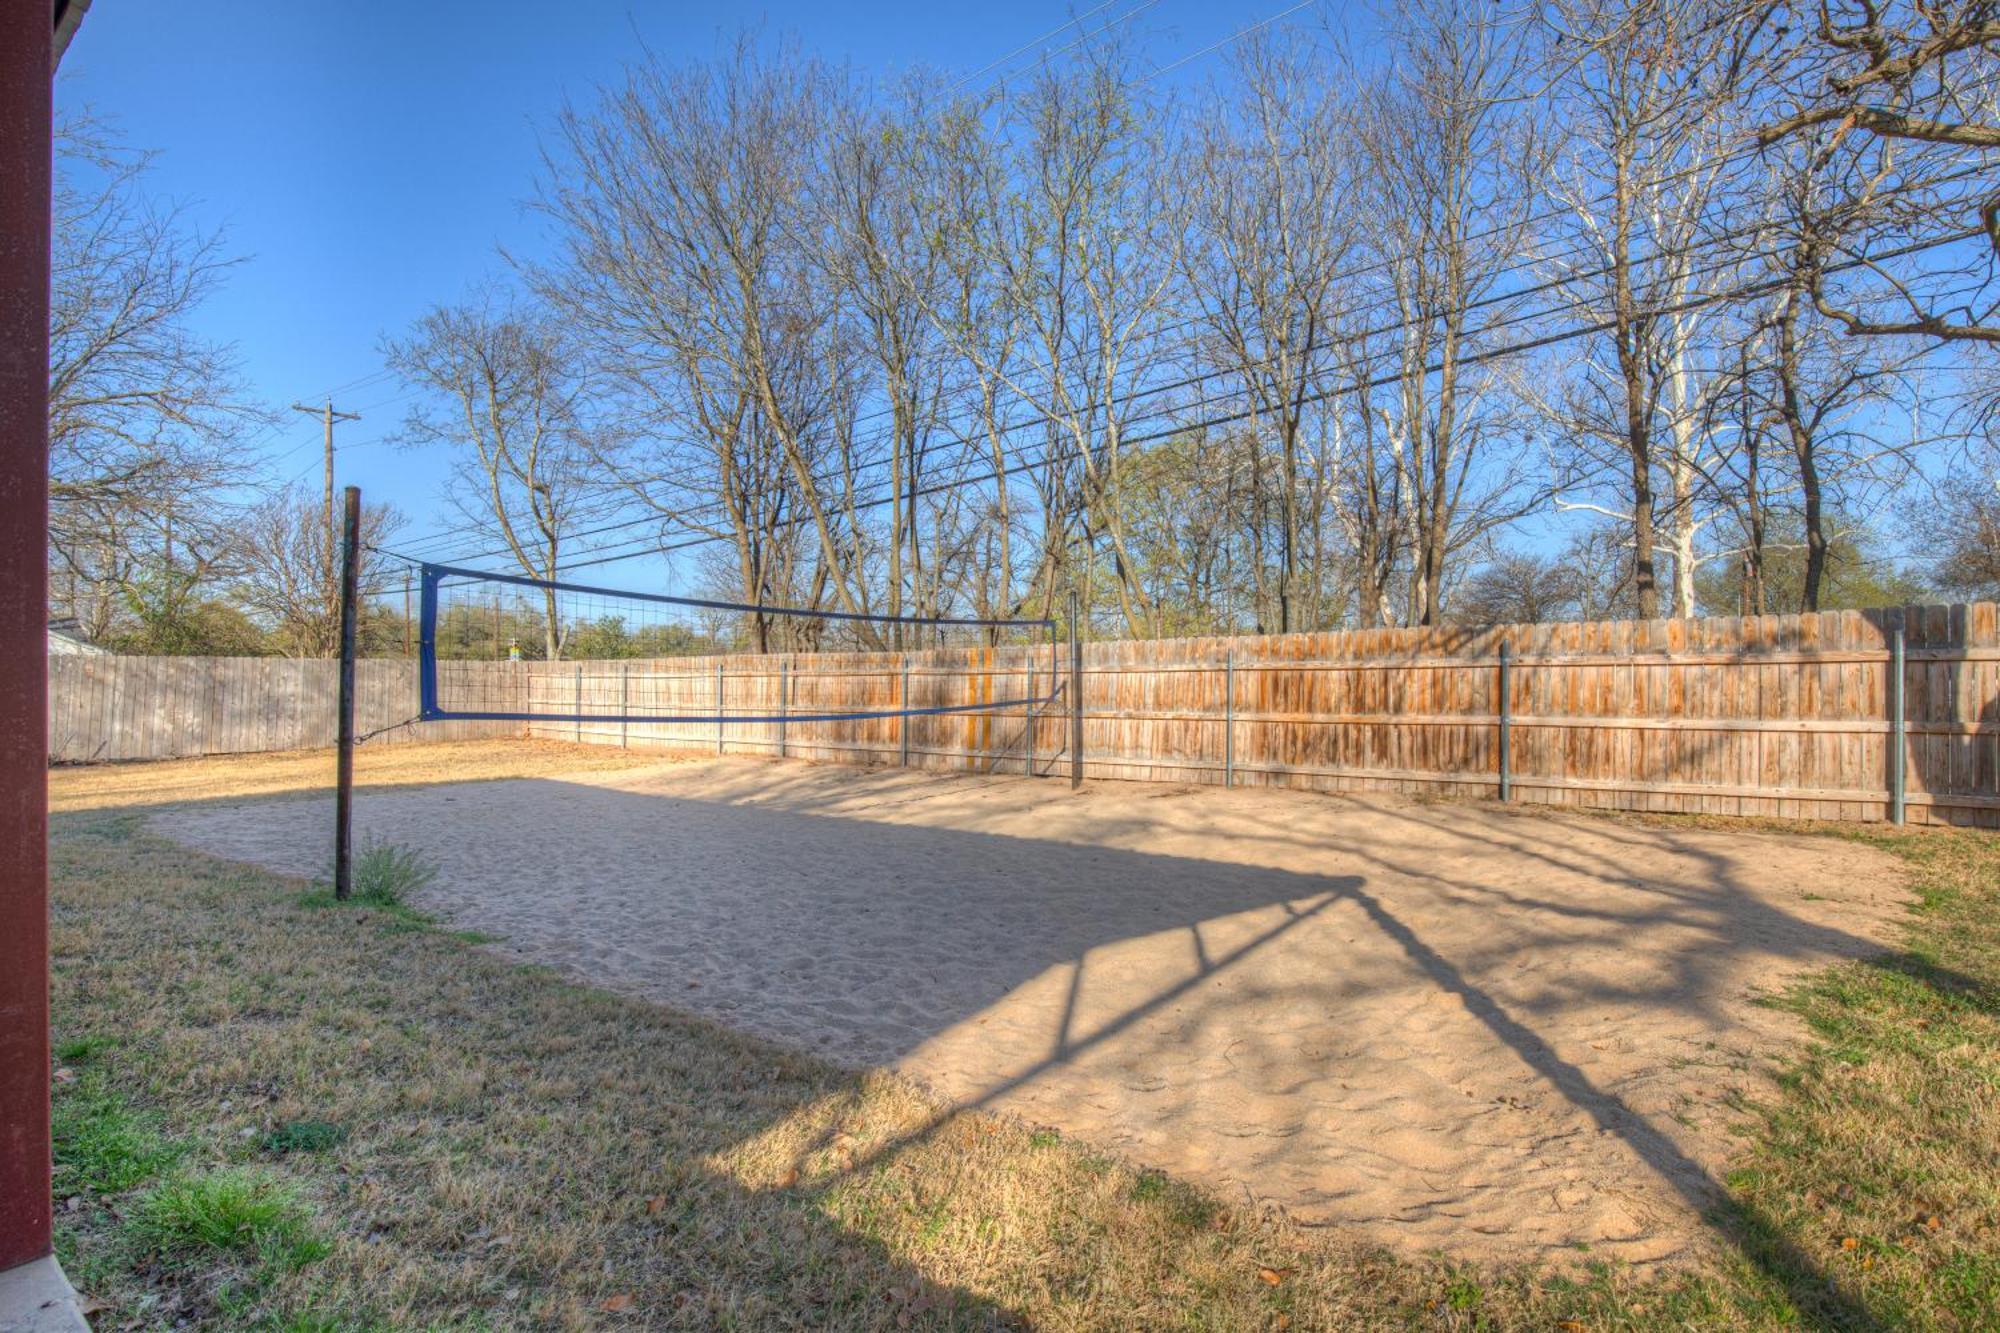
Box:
[49,601,2000,826]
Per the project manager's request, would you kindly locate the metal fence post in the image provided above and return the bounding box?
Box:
[619,662,628,750]
[574,664,582,745]
[900,658,911,768]
[779,661,788,760]
[716,660,725,756]
[1023,651,1035,777]
[1068,591,1084,790]
[1497,639,1512,803]
[1224,647,1235,789]
[1891,625,1906,825]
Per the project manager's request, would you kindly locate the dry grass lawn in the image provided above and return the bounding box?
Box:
[44,741,2000,1330]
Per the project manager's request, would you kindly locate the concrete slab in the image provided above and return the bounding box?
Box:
[0,1256,89,1333]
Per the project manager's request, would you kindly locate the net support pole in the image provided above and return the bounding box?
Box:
[1891,625,1906,825]
[619,663,628,749]
[779,661,788,759]
[716,661,725,756]
[899,659,910,767]
[1224,647,1235,789]
[574,664,582,744]
[1068,592,1083,791]
[1497,639,1512,803]
[333,485,361,901]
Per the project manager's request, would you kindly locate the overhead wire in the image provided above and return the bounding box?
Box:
[511,223,1979,580]
[403,125,1984,566]
[400,176,1925,571]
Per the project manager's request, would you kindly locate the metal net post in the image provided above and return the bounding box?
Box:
[333,486,361,900]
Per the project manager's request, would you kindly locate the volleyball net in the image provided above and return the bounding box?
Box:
[415,563,1063,726]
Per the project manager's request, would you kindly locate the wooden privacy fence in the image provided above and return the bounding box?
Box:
[48,656,523,763]
[526,602,2000,827]
[49,603,2000,825]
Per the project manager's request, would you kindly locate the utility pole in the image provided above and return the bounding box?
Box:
[292,399,361,642]
[292,399,362,549]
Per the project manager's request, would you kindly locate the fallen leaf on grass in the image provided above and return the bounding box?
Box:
[601,1293,635,1312]
[1257,1266,1292,1286]
[1841,1236,1859,1251]
[644,1196,665,1215]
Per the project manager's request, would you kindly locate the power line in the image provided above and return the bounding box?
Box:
[1140,0,1322,83]
[416,126,1934,568]
[947,0,1126,92]
[404,196,1832,570]
[518,225,1981,579]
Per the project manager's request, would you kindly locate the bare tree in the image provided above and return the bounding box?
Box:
[385,295,596,659]
[1351,0,1547,625]
[1450,547,1587,623]
[47,119,263,636]
[817,79,957,628]
[1539,0,1746,619]
[1919,469,2000,596]
[535,43,890,645]
[902,88,1031,623]
[1177,32,1357,631]
[925,49,1180,637]
[234,485,405,657]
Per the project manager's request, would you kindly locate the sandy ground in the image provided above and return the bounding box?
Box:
[155,757,1911,1267]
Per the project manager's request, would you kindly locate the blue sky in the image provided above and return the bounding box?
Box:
[54,1,1286,568]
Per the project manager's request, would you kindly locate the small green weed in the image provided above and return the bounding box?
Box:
[351,839,436,907]
[260,1121,346,1155]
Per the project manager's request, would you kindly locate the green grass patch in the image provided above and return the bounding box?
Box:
[296,839,439,918]
[133,1168,322,1267]
[55,1033,118,1063]
[52,1078,186,1195]
[1684,823,2000,1329]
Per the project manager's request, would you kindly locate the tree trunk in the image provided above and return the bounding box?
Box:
[1776,289,1828,612]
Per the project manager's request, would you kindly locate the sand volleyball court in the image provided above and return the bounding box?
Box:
[156,757,1909,1266]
